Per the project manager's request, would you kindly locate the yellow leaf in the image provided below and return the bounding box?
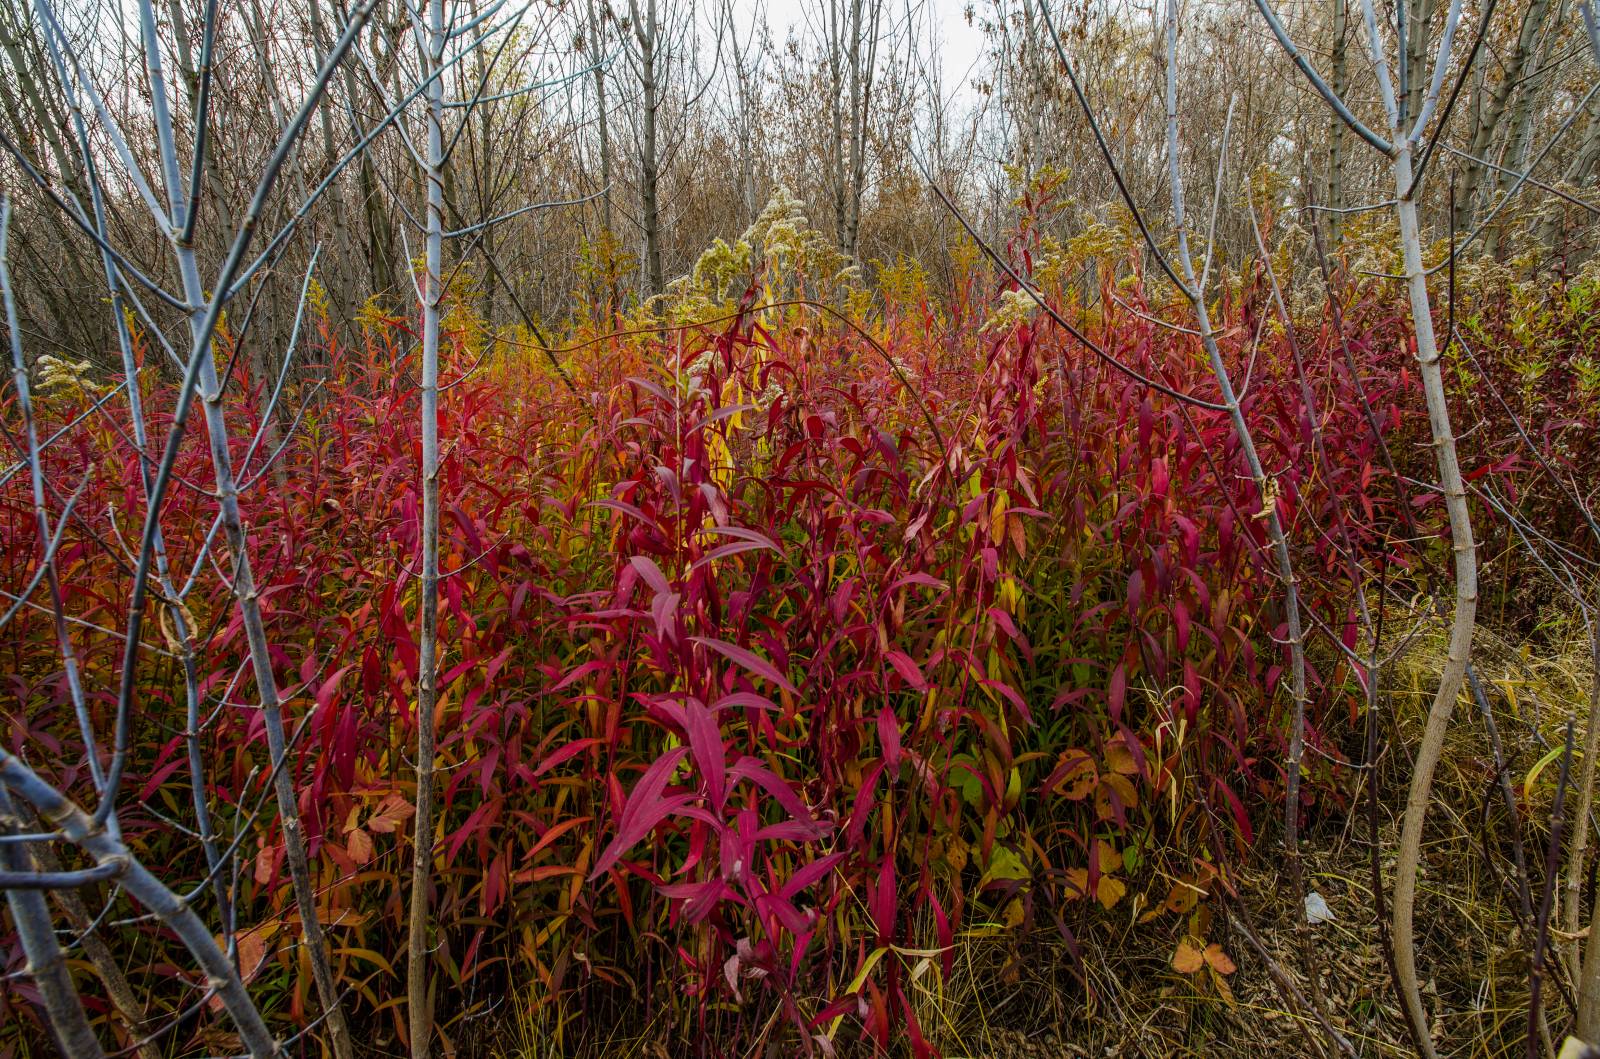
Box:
[989,492,1008,543]
[1096,875,1127,911]
[1164,878,1204,915]
[848,947,891,994]
[1003,898,1025,927]
[1095,773,1139,821]
[334,946,397,977]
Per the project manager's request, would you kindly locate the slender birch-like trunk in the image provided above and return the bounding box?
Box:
[407,0,446,1050]
[1387,138,1478,1059]
[140,4,355,1055]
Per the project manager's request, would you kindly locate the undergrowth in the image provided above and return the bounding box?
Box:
[2,195,1597,1057]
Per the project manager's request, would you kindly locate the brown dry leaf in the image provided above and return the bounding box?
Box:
[1252,475,1280,522]
[945,831,970,873]
[1211,965,1238,1006]
[1172,937,1205,974]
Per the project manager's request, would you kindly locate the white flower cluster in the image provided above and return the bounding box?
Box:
[981,286,1040,334]
[32,354,101,396]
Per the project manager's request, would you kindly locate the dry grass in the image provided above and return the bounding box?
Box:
[908,609,1597,1059]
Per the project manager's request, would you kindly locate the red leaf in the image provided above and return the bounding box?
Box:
[1108,663,1127,723]
[684,699,727,811]
[729,757,824,837]
[779,852,845,900]
[872,858,897,941]
[628,555,671,596]
[691,636,798,696]
[533,738,602,777]
[877,707,902,770]
[590,747,690,879]
[883,650,927,691]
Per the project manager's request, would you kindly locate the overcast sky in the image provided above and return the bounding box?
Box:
[736,0,992,110]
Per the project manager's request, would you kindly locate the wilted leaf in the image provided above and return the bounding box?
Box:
[1049,749,1097,800]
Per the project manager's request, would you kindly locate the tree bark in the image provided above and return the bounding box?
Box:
[407,0,446,1054]
[1388,141,1479,1059]
[630,0,664,298]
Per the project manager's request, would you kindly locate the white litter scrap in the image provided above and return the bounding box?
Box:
[1304,890,1335,925]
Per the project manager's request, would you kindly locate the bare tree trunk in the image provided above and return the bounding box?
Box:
[407,0,446,1052]
[339,45,399,302]
[630,0,664,298]
[588,0,616,234]
[306,0,358,319]
[827,0,847,250]
[145,3,355,1048]
[28,827,163,1059]
[1326,0,1350,236]
[1403,0,1434,128]
[1388,139,1478,1059]
[0,789,106,1059]
[0,209,105,1059]
[844,0,866,261]
[1455,0,1551,232]
[1565,617,1600,1001]
[0,755,279,1059]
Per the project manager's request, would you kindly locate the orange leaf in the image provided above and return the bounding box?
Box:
[1104,734,1141,776]
[1172,938,1205,974]
[348,827,374,866]
[1203,943,1236,975]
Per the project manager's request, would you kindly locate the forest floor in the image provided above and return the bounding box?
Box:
[926,619,1586,1059]
[484,617,1584,1059]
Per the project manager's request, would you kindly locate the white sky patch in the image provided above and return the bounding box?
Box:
[729,0,991,109]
